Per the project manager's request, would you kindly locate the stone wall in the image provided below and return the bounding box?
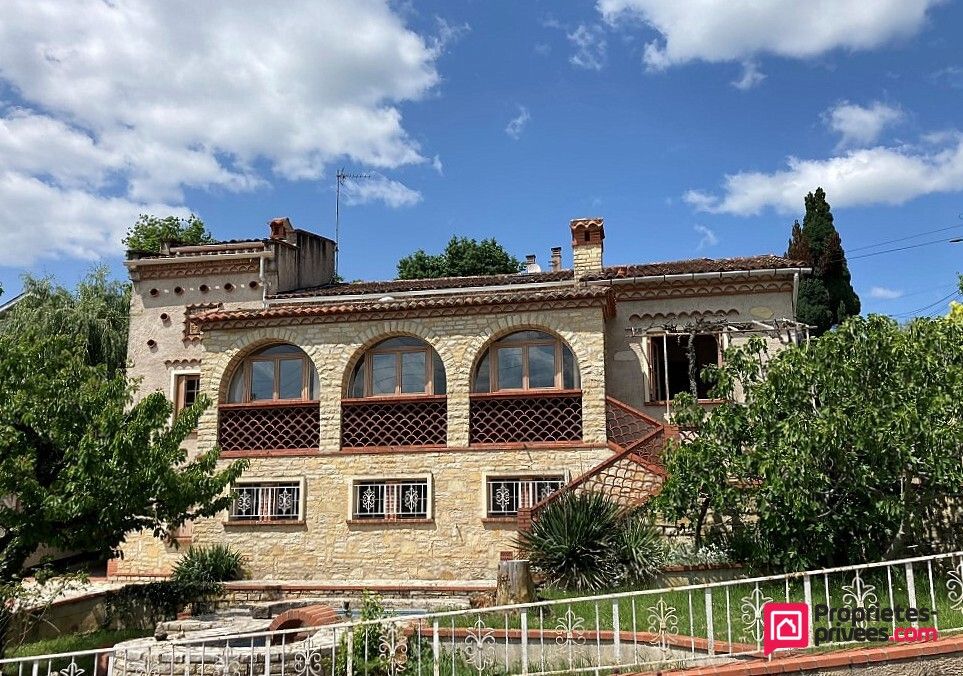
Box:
[116,306,611,581]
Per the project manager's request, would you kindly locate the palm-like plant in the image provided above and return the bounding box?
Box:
[517,491,622,592]
[615,509,666,584]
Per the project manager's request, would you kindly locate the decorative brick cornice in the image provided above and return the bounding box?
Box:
[132,260,260,281]
[612,278,794,302]
[196,287,615,329]
[163,358,202,368]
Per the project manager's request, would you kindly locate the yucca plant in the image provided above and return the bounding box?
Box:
[615,509,666,584]
[517,491,622,591]
[171,544,244,584]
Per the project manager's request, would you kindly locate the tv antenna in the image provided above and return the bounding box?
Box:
[335,168,371,277]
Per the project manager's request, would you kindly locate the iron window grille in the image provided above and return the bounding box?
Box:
[352,479,429,520]
[229,482,302,522]
[486,476,564,516]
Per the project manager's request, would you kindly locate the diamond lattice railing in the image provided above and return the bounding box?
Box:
[218,402,320,452]
[341,396,447,449]
[468,391,582,444]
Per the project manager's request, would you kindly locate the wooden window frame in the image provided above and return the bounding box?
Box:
[647,333,724,404]
[482,334,574,393]
[229,348,317,404]
[174,372,201,414]
[353,344,440,397]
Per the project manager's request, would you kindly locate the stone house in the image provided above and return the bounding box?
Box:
[111,217,808,582]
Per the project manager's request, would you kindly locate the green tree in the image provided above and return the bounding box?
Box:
[0,308,246,656]
[0,268,130,373]
[657,316,963,572]
[123,214,215,253]
[397,236,522,279]
[786,188,860,334]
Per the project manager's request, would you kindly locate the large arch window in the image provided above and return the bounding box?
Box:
[341,337,448,449]
[219,344,320,453]
[473,331,579,393]
[227,344,318,403]
[347,337,446,398]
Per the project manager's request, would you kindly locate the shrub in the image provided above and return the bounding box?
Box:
[664,539,732,567]
[517,491,622,592]
[615,510,666,584]
[101,581,217,629]
[171,544,244,584]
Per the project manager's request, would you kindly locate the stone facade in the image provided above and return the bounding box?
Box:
[113,216,806,583]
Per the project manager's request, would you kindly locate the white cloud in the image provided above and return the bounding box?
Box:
[568,24,608,70]
[431,155,444,175]
[870,286,904,300]
[598,0,942,70]
[731,62,766,90]
[684,133,963,215]
[694,224,718,249]
[0,1,445,264]
[0,171,187,266]
[505,106,531,140]
[825,101,903,148]
[340,173,422,208]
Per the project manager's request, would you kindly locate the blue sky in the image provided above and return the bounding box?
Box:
[0,0,961,317]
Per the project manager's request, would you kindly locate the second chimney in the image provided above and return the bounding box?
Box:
[550,246,562,272]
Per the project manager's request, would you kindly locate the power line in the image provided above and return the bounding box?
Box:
[846,222,963,253]
[334,168,371,277]
[892,290,961,318]
[848,237,961,261]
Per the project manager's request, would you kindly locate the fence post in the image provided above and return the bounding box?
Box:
[704,589,714,656]
[432,621,440,676]
[906,563,919,629]
[612,602,622,665]
[520,611,529,675]
[803,574,814,648]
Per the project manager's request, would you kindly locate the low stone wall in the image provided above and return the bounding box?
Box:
[652,563,746,588]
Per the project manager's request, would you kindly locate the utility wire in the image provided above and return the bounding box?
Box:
[891,290,961,318]
[848,237,962,261]
[846,222,963,253]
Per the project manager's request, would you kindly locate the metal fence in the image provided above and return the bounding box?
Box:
[4,551,963,676]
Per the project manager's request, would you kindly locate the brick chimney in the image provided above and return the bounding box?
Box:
[570,217,604,277]
[269,217,296,244]
[550,246,562,272]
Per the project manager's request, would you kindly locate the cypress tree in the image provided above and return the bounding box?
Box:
[786,188,860,335]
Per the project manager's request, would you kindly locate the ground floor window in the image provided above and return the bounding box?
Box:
[649,334,721,401]
[486,476,564,516]
[352,479,430,520]
[229,481,302,522]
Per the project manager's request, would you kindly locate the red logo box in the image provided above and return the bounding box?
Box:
[764,602,809,655]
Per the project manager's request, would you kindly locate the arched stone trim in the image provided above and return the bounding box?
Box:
[211,328,320,404]
[463,319,587,390]
[267,604,338,632]
[338,323,453,397]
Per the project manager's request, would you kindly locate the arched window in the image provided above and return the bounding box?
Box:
[226,344,319,403]
[473,330,579,393]
[347,337,446,398]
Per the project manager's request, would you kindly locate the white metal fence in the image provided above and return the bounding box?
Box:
[4,551,963,676]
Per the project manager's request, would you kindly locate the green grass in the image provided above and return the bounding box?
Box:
[4,629,152,676]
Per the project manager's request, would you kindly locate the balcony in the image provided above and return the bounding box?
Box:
[218,401,320,452]
[469,390,582,445]
[341,395,447,450]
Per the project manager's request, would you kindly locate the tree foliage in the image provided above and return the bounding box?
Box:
[396,236,522,279]
[0,310,247,591]
[123,214,215,253]
[786,188,860,334]
[0,268,130,373]
[656,316,963,572]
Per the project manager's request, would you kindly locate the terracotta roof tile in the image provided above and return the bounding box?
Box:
[197,286,612,326]
[270,270,574,298]
[584,255,807,280]
[269,255,805,299]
